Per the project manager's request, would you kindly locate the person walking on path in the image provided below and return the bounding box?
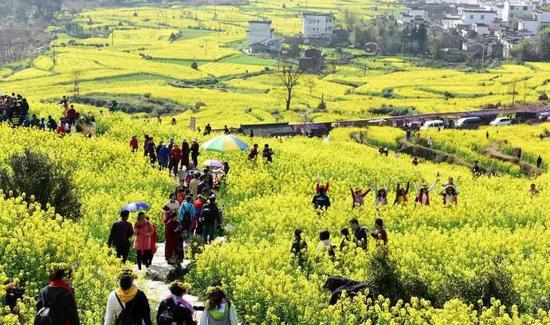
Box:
[164,212,183,264]
[181,140,190,171]
[103,269,152,325]
[134,212,154,271]
[178,195,196,236]
[170,145,183,177]
[35,263,80,325]
[146,216,158,267]
[200,282,238,325]
[164,194,181,216]
[156,282,194,325]
[189,174,201,199]
[537,155,543,169]
[202,195,221,244]
[190,139,200,169]
[108,210,134,263]
[158,143,170,171]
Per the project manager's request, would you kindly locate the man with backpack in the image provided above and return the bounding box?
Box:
[35,263,80,325]
[202,195,221,244]
[178,195,196,236]
[157,281,195,325]
[104,269,152,325]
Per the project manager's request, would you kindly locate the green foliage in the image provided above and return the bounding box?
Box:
[0,149,81,220]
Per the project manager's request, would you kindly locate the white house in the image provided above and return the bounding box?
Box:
[518,9,550,33]
[502,1,536,22]
[247,20,273,46]
[443,14,463,29]
[407,7,426,18]
[303,13,334,38]
[460,8,498,26]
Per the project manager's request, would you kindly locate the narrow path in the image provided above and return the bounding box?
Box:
[140,243,203,321]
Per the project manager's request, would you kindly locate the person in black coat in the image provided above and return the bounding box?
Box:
[108,210,134,263]
[157,282,195,325]
[190,140,200,168]
[35,264,80,325]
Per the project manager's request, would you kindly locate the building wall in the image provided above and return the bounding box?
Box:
[461,11,497,25]
[518,19,540,33]
[503,2,535,22]
[247,22,272,46]
[303,15,334,38]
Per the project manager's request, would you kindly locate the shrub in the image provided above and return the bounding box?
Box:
[0,149,81,220]
[539,92,548,101]
[381,88,394,98]
[191,61,199,70]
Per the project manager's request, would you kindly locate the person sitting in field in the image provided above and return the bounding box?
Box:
[529,183,540,196]
[312,186,331,210]
[349,185,371,208]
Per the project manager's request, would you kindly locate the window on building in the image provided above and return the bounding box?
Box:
[523,6,528,10]
[470,15,474,19]
[481,14,485,19]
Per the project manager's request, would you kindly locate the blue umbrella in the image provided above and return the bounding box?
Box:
[120,202,151,212]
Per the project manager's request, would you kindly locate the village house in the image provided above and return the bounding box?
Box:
[302,13,335,39]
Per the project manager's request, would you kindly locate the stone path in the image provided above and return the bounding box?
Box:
[139,242,203,322]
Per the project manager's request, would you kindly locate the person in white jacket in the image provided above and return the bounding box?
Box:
[104,270,152,325]
[199,282,238,325]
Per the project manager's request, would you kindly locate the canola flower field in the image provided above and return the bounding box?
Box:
[0,104,549,323]
[1,1,550,324]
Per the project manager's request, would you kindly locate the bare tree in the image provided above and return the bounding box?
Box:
[278,64,302,111]
[72,70,82,96]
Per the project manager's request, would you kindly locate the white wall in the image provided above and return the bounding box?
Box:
[247,22,272,46]
[503,1,536,22]
[461,11,497,25]
[518,19,540,33]
[303,15,334,38]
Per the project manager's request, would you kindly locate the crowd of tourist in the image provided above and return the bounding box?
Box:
[0,92,82,136]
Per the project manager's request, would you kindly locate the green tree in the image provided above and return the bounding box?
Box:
[0,149,82,220]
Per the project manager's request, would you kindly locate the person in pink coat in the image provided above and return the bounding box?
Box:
[134,212,154,270]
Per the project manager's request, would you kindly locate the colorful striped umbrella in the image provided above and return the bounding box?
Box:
[202,135,249,153]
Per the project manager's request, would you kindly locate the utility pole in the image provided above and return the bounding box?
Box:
[480,42,485,72]
[512,80,516,107]
[52,34,57,66]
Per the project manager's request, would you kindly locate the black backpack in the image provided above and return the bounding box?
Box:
[114,293,137,325]
[34,291,59,325]
[157,298,176,325]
